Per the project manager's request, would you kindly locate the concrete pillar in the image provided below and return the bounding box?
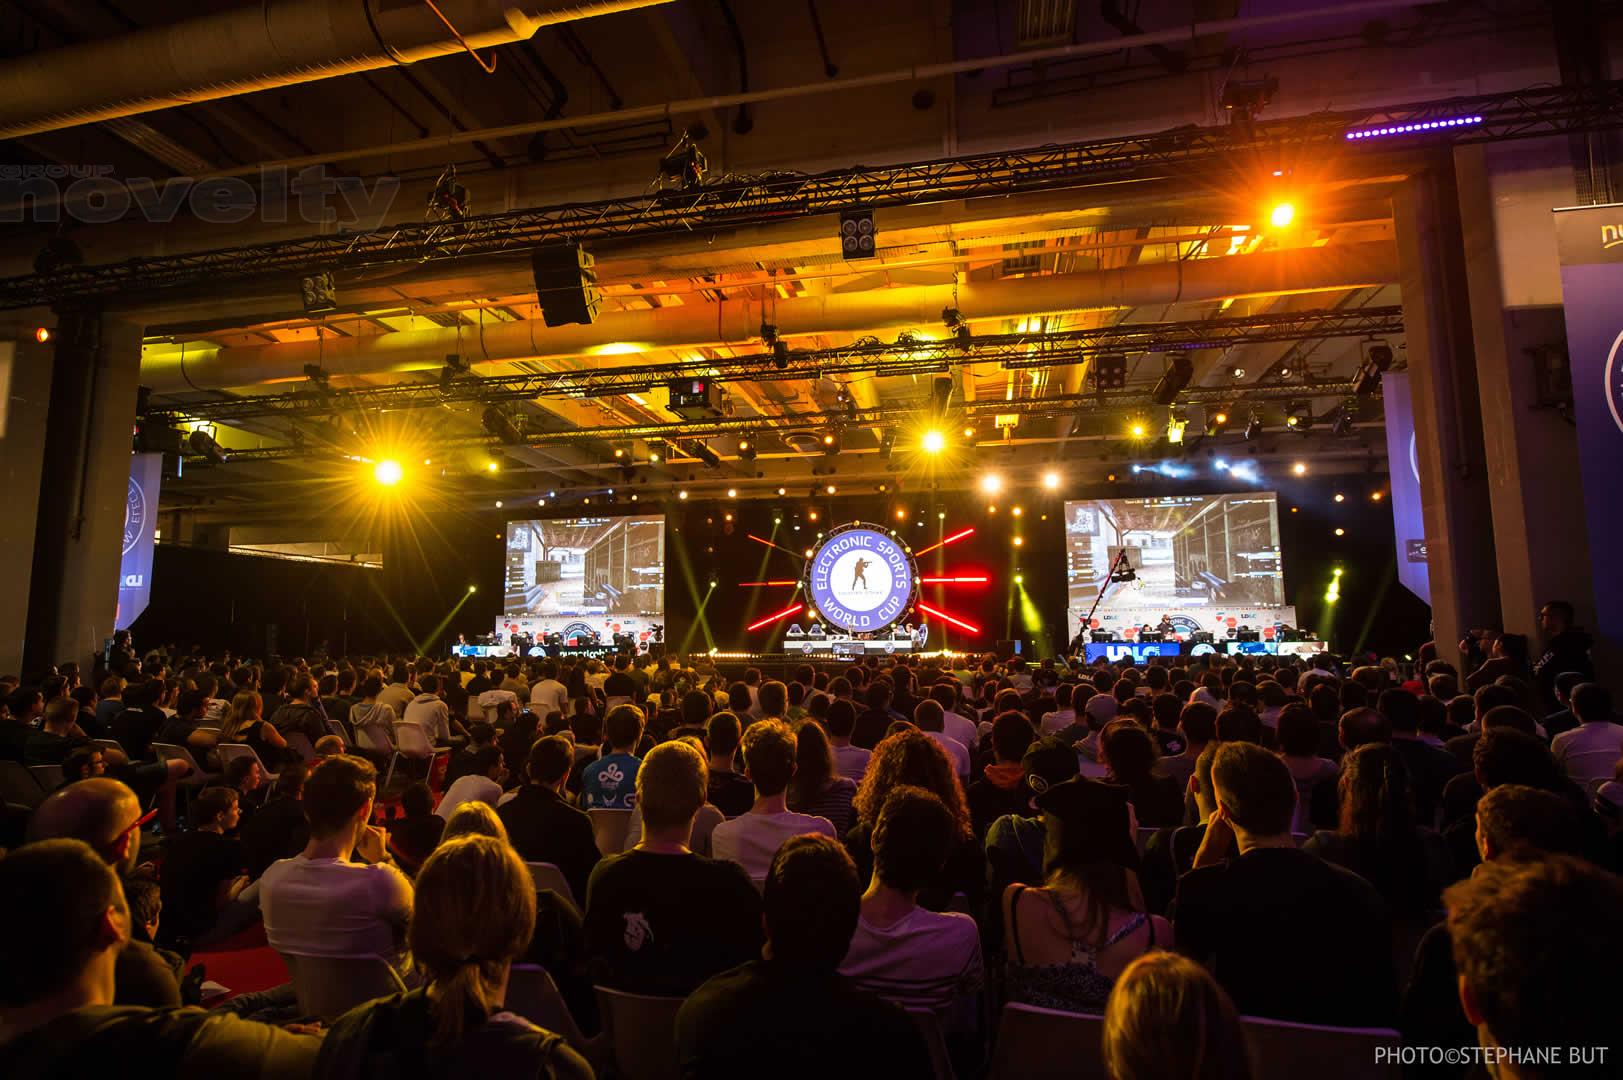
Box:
[1453,141,1597,642]
[0,332,54,675]
[21,311,144,675]
[1393,163,1502,669]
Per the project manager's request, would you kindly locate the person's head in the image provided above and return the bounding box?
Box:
[740,719,797,798]
[1474,784,1581,862]
[1274,703,1319,757]
[61,746,106,783]
[442,801,507,843]
[301,755,377,840]
[1178,701,1217,747]
[123,878,162,941]
[603,704,645,752]
[1377,688,1420,734]
[636,739,708,832]
[705,710,742,760]
[1473,729,1565,792]
[400,781,435,819]
[467,745,507,785]
[853,728,970,837]
[825,698,858,739]
[757,680,787,718]
[1473,683,1518,723]
[1571,683,1613,725]
[465,721,495,748]
[1033,778,1142,939]
[410,836,536,1043]
[289,674,318,702]
[1103,951,1253,1080]
[1021,737,1082,807]
[1335,742,1414,840]
[40,696,75,735]
[870,785,955,894]
[0,839,130,1009]
[313,734,345,757]
[727,682,752,714]
[1214,704,1262,744]
[762,834,860,970]
[928,683,959,713]
[1427,672,1459,700]
[26,778,147,875]
[1211,741,1296,841]
[1338,706,1391,751]
[991,711,1036,764]
[1099,720,1159,787]
[1446,856,1623,1073]
[524,734,574,790]
[1536,599,1574,635]
[189,786,241,832]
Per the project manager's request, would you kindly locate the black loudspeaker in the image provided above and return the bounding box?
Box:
[996,639,1024,657]
[839,210,876,259]
[531,244,601,326]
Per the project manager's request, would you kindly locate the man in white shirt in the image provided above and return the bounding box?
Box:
[840,785,982,1021]
[826,700,871,782]
[1551,683,1623,789]
[711,719,835,883]
[1040,683,1077,735]
[375,663,416,719]
[929,684,979,751]
[436,745,508,820]
[529,660,569,717]
[913,699,970,780]
[400,674,454,744]
[259,755,413,968]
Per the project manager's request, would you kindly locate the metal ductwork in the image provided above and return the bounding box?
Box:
[139,240,1397,393]
[0,0,673,140]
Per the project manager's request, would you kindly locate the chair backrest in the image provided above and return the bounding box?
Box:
[526,861,579,910]
[425,747,452,795]
[907,1008,957,1080]
[595,985,685,1080]
[988,1003,1108,1080]
[280,952,406,1021]
[285,732,317,762]
[90,738,126,758]
[326,718,353,747]
[0,761,44,809]
[215,742,272,778]
[353,721,395,754]
[152,742,214,781]
[392,722,435,758]
[28,763,65,792]
[505,964,586,1047]
[1242,1015,1402,1080]
[588,807,634,857]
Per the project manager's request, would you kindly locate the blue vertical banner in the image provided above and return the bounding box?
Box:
[1380,372,1430,605]
[1555,204,1623,643]
[116,452,162,631]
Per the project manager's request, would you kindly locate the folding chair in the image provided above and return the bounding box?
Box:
[594,985,685,1080]
[28,763,65,792]
[326,718,354,748]
[213,743,276,789]
[505,964,588,1048]
[152,742,221,786]
[525,861,579,911]
[907,1008,958,1080]
[1242,1014,1401,1080]
[0,761,44,809]
[588,807,634,857]
[987,1003,1107,1080]
[279,952,407,1021]
[284,732,318,762]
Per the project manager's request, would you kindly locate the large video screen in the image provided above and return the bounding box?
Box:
[500,515,665,646]
[1065,494,1293,640]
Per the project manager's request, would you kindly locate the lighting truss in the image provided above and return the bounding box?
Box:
[4,81,1623,310]
[152,306,1402,425]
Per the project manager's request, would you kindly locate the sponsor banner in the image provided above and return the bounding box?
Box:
[1380,372,1431,605]
[1554,205,1623,642]
[115,453,161,631]
[1085,604,1300,641]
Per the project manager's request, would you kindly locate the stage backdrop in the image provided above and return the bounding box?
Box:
[1555,204,1623,644]
[1380,372,1430,604]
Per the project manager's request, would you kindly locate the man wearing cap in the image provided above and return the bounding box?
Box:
[984,738,1081,890]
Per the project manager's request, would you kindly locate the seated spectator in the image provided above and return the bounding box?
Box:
[985,738,1081,890]
[967,712,1036,837]
[156,688,220,760]
[712,719,836,882]
[60,745,107,785]
[312,733,345,757]
[1003,779,1170,1012]
[347,675,399,755]
[1445,685,1522,766]
[827,699,872,782]
[1040,683,1077,736]
[676,835,932,1077]
[120,879,185,990]
[583,740,761,996]
[580,704,644,810]
[702,710,755,817]
[220,689,297,769]
[1539,670,1587,740]
[1214,703,1263,746]
[1174,742,1395,1027]
[223,755,265,823]
[1382,688,1466,825]
[24,778,180,1006]
[270,674,329,742]
[1103,951,1254,1080]
[0,840,319,1074]
[786,719,858,835]
[435,745,507,820]
[1444,856,1621,1075]
[1551,683,1623,790]
[914,699,970,780]
[315,835,591,1080]
[853,680,901,749]
[840,786,982,1030]
[443,721,497,786]
[1275,702,1338,834]
[260,755,413,968]
[386,781,446,876]
[498,735,600,904]
[241,763,311,880]
[157,786,249,946]
[108,679,166,762]
[401,674,458,746]
[23,697,88,767]
[1099,720,1183,827]
[930,682,981,750]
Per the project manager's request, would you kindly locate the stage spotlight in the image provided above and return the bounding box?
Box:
[895,508,906,520]
[1331,404,1356,437]
[825,484,837,495]
[1292,461,1308,476]
[979,472,1003,496]
[1353,341,1395,397]
[1166,415,1187,445]
[1285,402,1314,431]
[1335,527,1346,537]
[1013,536,1024,547]
[495,500,504,508]
[612,447,627,461]
[1269,202,1296,228]
[693,442,722,469]
[1230,366,1246,380]
[34,326,51,343]
[962,426,976,440]
[726,488,738,498]
[1207,410,1230,435]
[822,431,841,455]
[678,490,689,500]
[1152,355,1194,405]
[1214,459,1229,472]
[809,510,819,521]
[374,459,403,486]
[485,459,500,473]
[737,438,757,460]
[1372,490,1385,501]
[538,498,547,507]
[921,429,946,454]
[1012,506,1023,517]
[467,584,477,593]
[1042,470,1061,491]
[776,486,787,496]
[771,340,789,370]
[941,307,971,348]
[187,427,227,464]
[1093,353,1128,390]
[1244,412,1264,440]
[1334,493,1345,502]
[1014,573,1024,585]
[481,406,524,445]
[1128,417,1149,440]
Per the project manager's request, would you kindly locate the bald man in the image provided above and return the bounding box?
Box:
[27,779,182,1006]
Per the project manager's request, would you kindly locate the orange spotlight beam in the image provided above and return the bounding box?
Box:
[914,527,975,557]
[917,602,981,635]
[746,602,805,632]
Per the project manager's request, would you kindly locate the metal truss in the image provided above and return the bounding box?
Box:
[6,80,1623,310]
[154,306,1401,425]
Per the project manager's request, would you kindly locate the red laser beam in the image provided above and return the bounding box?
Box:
[738,580,799,587]
[915,527,975,557]
[747,602,805,632]
[916,602,981,635]
[747,534,807,558]
[919,575,989,584]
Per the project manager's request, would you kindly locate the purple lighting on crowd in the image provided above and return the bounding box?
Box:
[1345,115,1483,140]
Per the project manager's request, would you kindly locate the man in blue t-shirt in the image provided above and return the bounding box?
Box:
[580,704,646,809]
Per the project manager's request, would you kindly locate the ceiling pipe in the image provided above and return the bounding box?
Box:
[0,0,675,141]
[140,239,1396,393]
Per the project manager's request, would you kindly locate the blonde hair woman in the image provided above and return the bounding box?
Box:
[1102,951,1252,1080]
[314,836,591,1078]
[219,689,294,768]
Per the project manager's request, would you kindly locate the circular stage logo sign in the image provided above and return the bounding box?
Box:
[806,524,917,634]
[1605,328,1623,435]
[123,476,147,556]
